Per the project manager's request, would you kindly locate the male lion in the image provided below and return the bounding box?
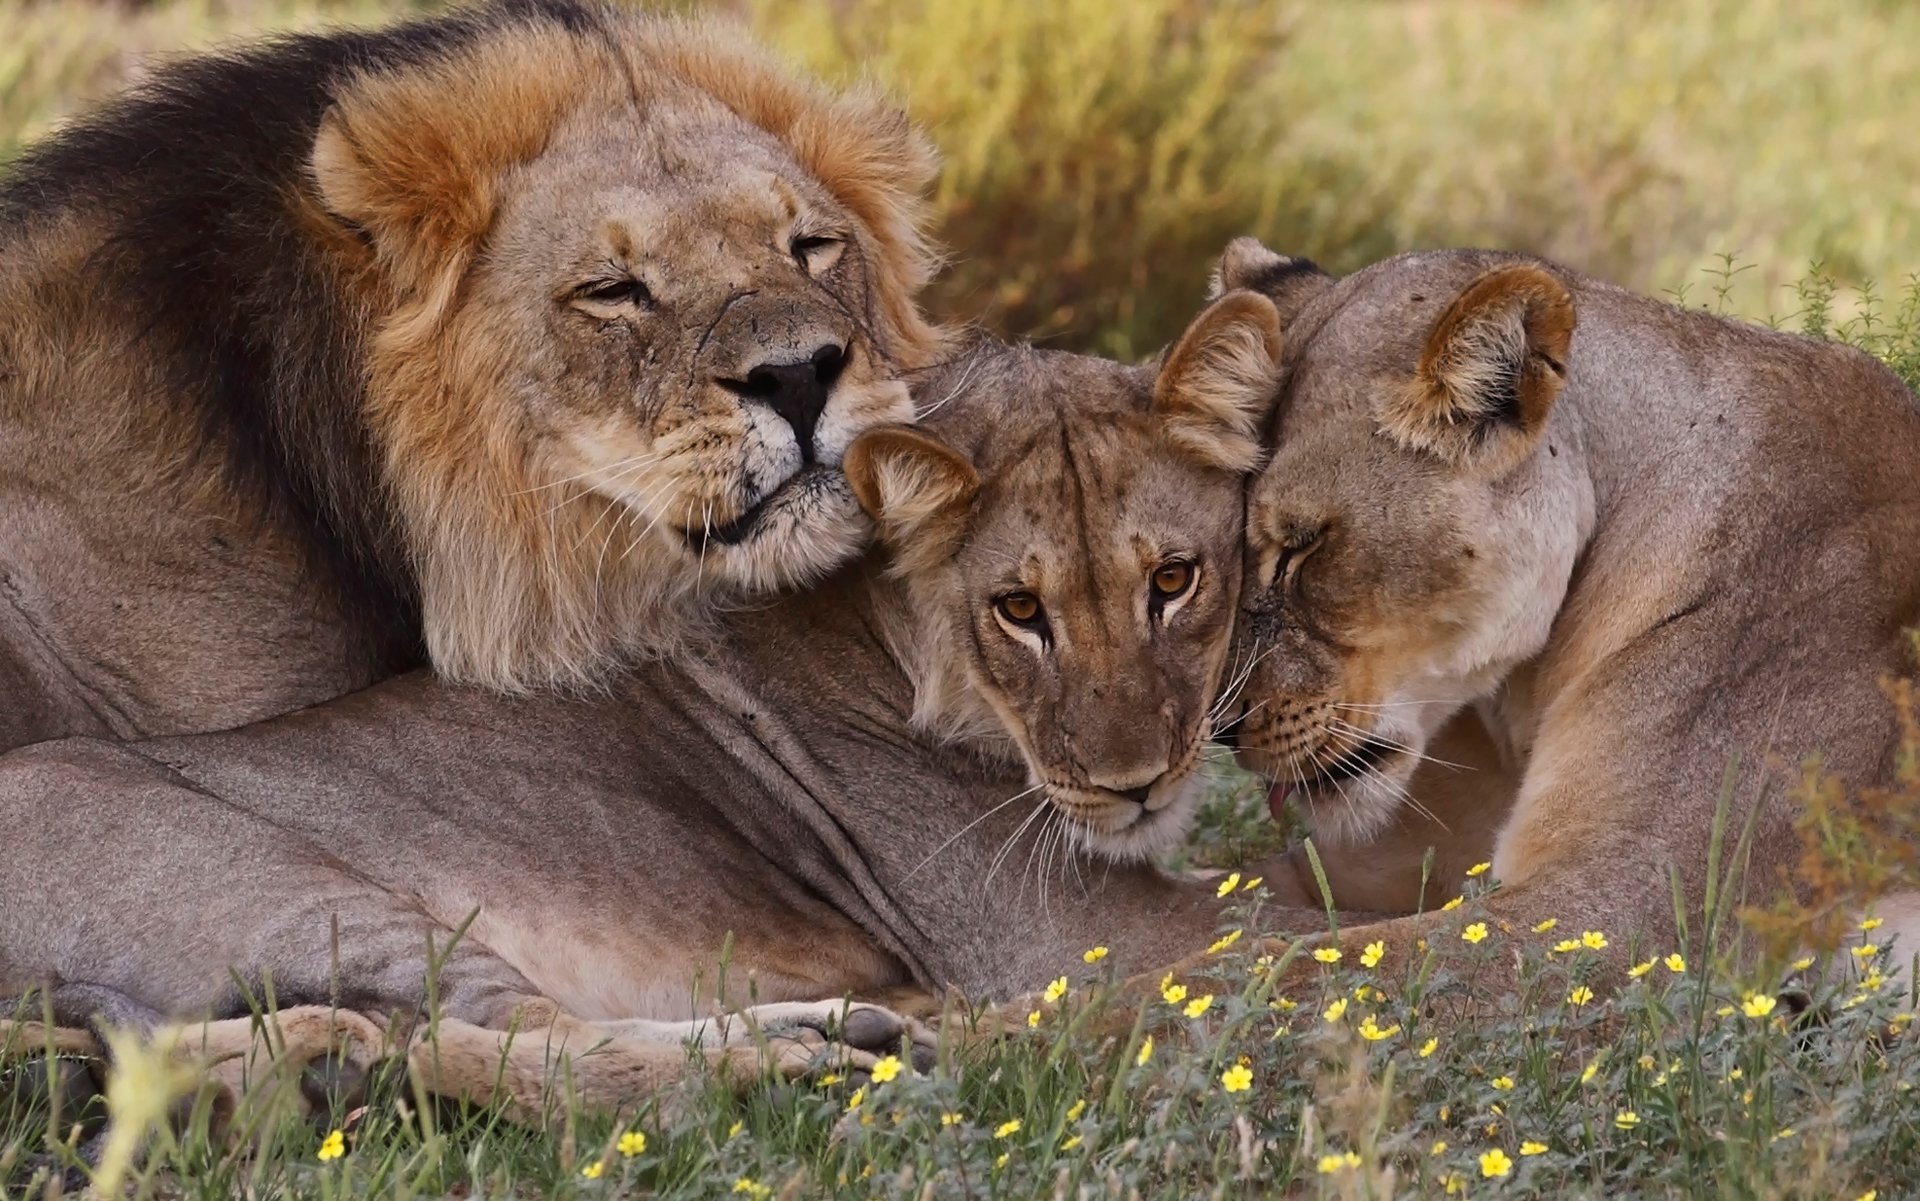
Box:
[0,0,942,751]
[1156,239,1920,999]
[0,297,1330,1123]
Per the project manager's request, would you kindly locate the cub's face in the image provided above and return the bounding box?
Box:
[847,294,1284,860]
[1223,244,1588,845]
[466,109,919,593]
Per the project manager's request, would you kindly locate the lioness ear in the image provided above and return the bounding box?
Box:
[1381,265,1575,472]
[1153,290,1284,473]
[845,425,981,574]
[1207,236,1334,326]
[310,36,579,288]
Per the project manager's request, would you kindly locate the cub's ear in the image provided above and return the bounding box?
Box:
[1380,264,1575,472]
[845,425,981,575]
[1207,236,1334,326]
[1153,290,1284,473]
[309,37,577,288]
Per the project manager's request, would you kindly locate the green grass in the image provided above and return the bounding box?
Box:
[7,0,1920,1195]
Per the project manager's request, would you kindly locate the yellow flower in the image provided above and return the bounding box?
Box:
[1520,1140,1548,1156]
[1864,970,1888,990]
[1863,916,1885,932]
[1568,985,1594,1006]
[1208,929,1243,954]
[940,1111,963,1127]
[1551,938,1581,954]
[1665,953,1687,973]
[1857,1192,1878,1201]
[1790,956,1815,972]
[1359,1016,1400,1042]
[994,1119,1022,1139]
[1480,1148,1513,1179]
[1462,922,1489,945]
[1466,861,1491,878]
[1716,1005,1735,1018]
[1418,1036,1439,1058]
[1242,875,1264,892]
[1741,993,1777,1019]
[1532,918,1559,933]
[1727,1067,1743,1081]
[993,1153,1008,1169]
[871,1054,903,1083]
[1162,981,1189,1006]
[617,1131,647,1158]
[731,1178,771,1199]
[1221,1064,1253,1093]
[1430,1140,1448,1155]
[1135,1035,1154,1066]
[1272,996,1298,1012]
[1491,1075,1514,1091]
[1313,947,1343,964]
[817,1072,843,1087]
[1628,960,1655,978]
[581,1162,604,1180]
[1854,944,1881,960]
[1773,1127,1795,1142]
[1316,1151,1362,1174]
[1026,1010,1041,1028]
[1441,896,1464,912]
[1082,945,1109,964]
[1445,1174,1465,1195]
[1183,994,1214,1019]
[1216,871,1242,898]
[846,1086,866,1111]
[1580,1059,1600,1084]
[727,1120,744,1140]
[1614,1110,1640,1130]
[1061,1135,1082,1151]
[1581,930,1608,949]
[1044,975,1068,1003]
[1636,1054,1656,1071]
[1360,940,1385,968]
[1064,1098,1086,1121]
[1323,997,1348,1022]
[317,1130,346,1163]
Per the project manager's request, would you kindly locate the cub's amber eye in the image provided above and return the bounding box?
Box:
[996,592,1044,626]
[1151,560,1195,601]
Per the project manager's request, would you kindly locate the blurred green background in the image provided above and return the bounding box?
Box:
[6,0,1916,356]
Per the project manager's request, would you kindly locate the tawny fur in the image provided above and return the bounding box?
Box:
[0,1,946,750]
[0,342,1348,1119]
[1160,243,1920,1007]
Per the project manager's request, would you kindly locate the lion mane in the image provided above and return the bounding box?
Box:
[0,0,946,741]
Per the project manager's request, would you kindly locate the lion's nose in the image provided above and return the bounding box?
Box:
[724,343,846,463]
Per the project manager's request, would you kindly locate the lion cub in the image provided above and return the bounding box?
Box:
[846,290,1285,860]
[1196,238,1920,989]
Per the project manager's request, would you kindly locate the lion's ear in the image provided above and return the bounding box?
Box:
[1207,237,1334,326]
[1153,290,1284,474]
[1380,265,1575,472]
[845,425,980,574]
[309,40,577,288]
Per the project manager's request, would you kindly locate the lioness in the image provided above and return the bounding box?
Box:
[1162,239,1920,995]
[0,1,943,750]
[1,298,1331,1119]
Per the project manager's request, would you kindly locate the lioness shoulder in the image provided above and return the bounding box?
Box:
[0,0,945,749]
[1209,238,1920,988]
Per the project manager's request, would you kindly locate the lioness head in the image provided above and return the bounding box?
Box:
[844,294,1284,859]
[1217,239,1587,844]
[308,13,945,688]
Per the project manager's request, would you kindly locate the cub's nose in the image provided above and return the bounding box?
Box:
[722,343,846,463]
